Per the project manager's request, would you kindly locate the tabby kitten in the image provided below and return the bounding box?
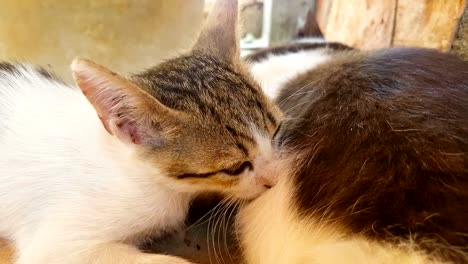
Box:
[238,45,468,263]
[0,0,281,263]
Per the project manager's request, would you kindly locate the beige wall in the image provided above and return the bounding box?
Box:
[0,0,205,81]
[0,1,204,262]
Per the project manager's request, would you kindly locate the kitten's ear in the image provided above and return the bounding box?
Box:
[193,0,239,62]
[71,58,174,145]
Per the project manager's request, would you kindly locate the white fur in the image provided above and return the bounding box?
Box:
[249,49,332,100]
[237,173,438,264]
[0,66,196,264]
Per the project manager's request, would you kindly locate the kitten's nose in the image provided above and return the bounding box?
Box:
[254,151,280,189]
[254,164,279,189]
[256,175,277,189]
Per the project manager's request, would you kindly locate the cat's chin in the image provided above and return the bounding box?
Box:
[231,183,271,201]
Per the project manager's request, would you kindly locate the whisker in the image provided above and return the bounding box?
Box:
[207,199,226,264]
[186,199,226,231]
[215,200,228,264]
[224,198,239,264]
[209,197,230,264]
[277,79,316,108]
[282,100,313,116]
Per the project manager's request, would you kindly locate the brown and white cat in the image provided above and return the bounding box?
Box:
[0,0,282,263]
[238,45,468,263]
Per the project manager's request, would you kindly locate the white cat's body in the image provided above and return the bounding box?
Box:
[0,66,192,264]
[248,48,333,99]
[0,1,282,262]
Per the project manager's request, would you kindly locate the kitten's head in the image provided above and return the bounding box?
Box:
[71,0,282,200]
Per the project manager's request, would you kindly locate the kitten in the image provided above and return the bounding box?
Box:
[238,46,468,263]
[0,0,282,263]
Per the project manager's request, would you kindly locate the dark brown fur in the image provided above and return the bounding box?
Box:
[0,62,62,82]
[0,62,17,74]
[244,42,352,63]
[275,48,468,262]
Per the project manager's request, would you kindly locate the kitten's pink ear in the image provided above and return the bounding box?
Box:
[71,58,174,145]
[193,0,239,62]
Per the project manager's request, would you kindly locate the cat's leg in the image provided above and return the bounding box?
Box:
[15,227,194,264]
[16,240,194,264]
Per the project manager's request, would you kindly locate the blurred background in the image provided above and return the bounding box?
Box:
[0,0,467,82]
[0,0,205,81]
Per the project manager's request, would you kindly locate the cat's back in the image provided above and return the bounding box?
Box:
[245,41,352,99]
[0,62,70,97]
[278,47,468,116]
[0,62,87,138]
[239,47,467,264]
[275,47,468,261]
[0,62,101,185]
[1,62,72,127]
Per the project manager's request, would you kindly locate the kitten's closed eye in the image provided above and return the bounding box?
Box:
[176,161,253,179]
[222,161,253,175]
[272,123,282,140]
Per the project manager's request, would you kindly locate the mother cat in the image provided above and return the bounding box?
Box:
[238,43,468,263]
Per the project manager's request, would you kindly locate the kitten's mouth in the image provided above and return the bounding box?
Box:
[233,185,272,201]
[242,193,266,202]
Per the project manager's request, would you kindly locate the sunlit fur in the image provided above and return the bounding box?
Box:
[237,171,439,264]
[0,0,282,263]
[244,42,351,100]
[239,45,468,263]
